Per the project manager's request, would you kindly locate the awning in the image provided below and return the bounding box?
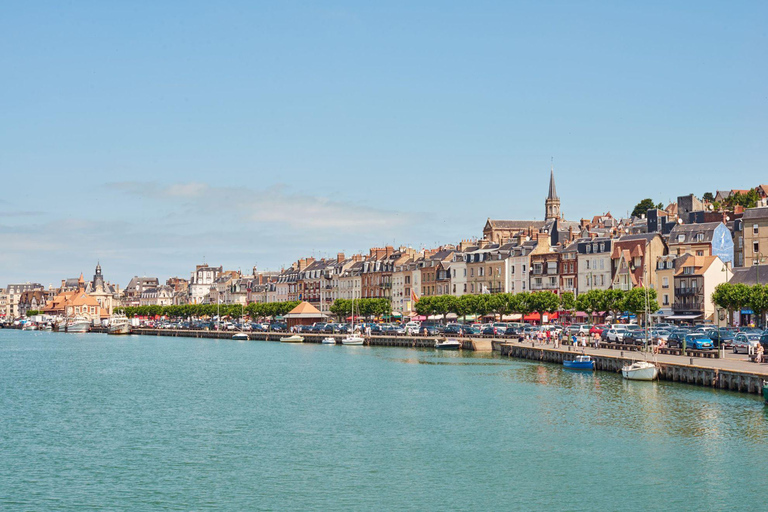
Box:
[501,314,522,321]
[665,314,703,320]
[411,315,426,321]
[574,312,588,318]
[523,312,559,322]
[390,311,403,317]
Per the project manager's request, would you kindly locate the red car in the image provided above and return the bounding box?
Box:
[589,324,608,336]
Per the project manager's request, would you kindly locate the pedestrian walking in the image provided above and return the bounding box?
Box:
[757,343,764,364]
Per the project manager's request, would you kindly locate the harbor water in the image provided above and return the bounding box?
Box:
[2,329,767,511]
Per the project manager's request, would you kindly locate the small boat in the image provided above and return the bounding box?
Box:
[435,338,461,350]
[232,332,250,341]
[321,337,336,345]
[341,334,365,346]
[622,360,659,381]
[563,355,595,370]
[280,335,304,343]
[22,323,37,331]
[42,323,53,332]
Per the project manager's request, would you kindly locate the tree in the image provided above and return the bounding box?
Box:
[748,285,768,328]
[631,198,663,218]
[711,283,734,325]
[459,294,478,321]
[26,310,41,317]
[529,291,560,323]
[600,289,626,322]
[559,292,575,312]
[702,192,714,202]
[621,288,659,326]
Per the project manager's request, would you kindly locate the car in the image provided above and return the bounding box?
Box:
[504,326,522,337]
[703,328,735,348]
[623,329,649,345]
[444,324,464,336]
[604,326,629,342]
[482,326,501,336]
[463,325,481,336]
[760,331,768,351]
[590,324,607,336]
[650,329,671,344]
[733,332,762,354]
[683,333,714,350]
[270,322,287,332]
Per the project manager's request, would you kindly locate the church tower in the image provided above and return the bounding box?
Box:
[93,262,105,292]
[544,167,560,221]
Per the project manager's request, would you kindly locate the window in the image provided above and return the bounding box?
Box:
[663,294,669,306]
[754,241,760,254]
[470,268,474,277]
[452,269,456,278]
[662,277,669,288]
[677,234,685,243]
[522,282,526,290]
[585,260,590,270]
[599,243,605,252]
[463,284,467,292]
[754,224,759,235]
[470,284,475,293]
[696,250,704,256]
[549,277,557,287]
[479,267,484,277]
[511,265,515,274]
[696,233,704,242]
[522,264,527,273]
[586,245,591,253]
[511,282,515,291]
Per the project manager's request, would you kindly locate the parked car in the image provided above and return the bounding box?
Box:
[482,326,501,336]
[270,322,287,332]
[604,326,629,342]
[623,329,649,345]
[463,325,481,336]
[504,326,522,337]
[702,328,735,348]
[444,324,464,336]
[590,324,608,336]
[733,332,762,354]
[650,329,671,344]
[683,333,714,350]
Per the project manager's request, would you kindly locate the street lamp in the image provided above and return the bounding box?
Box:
[717,307,726,358]
[754,252,765,286]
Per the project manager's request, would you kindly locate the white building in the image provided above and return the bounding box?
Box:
[575,237,613,294]
[188,264,222,304]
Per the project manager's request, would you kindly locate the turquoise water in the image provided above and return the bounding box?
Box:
[1,330,767,511]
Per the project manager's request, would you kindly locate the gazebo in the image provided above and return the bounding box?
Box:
[284,301,327,329]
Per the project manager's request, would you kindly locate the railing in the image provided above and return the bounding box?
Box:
[673,300,703,311]
[674,287,700,296]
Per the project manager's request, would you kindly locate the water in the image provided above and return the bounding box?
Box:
[1,330,767,511]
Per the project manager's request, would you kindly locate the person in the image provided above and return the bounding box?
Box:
[571,334,577,346]
[756,343,764,364]
[546,329,551,344]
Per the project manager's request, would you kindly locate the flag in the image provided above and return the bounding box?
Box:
[411,290,419,303]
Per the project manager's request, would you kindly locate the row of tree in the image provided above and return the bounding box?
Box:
[116,301,303,320]
[711,283,768,326]
[411,288,659,323]
[329,298,391,319]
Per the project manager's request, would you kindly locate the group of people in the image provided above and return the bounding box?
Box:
[519,329,600,349]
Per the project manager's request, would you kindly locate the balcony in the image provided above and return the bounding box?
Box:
[674,287,700,296]
[673,300,704,312]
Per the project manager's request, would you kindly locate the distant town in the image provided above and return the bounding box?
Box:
[3,170,768,327]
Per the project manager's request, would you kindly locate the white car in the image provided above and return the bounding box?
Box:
[605,327,629,342]
[732,333,761,354]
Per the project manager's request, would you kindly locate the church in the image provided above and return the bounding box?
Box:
[482,168,581,246]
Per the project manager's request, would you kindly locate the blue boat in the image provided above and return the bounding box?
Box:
[563,355,595,370]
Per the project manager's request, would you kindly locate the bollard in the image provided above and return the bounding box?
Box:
[690,357,694,365]
[620,351,623,357]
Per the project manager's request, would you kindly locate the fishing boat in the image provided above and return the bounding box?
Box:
[108,314,131,335]
[622,360,659,381]
[280,335,304,343]
[66,316,91,333]
[435,338,461,350]
[321,337,336,345]
[232,332,250,341]
[563,355,595,370]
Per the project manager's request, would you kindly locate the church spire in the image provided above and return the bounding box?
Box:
[548,160,558,200]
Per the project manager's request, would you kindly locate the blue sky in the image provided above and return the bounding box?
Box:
[1,1,766,287]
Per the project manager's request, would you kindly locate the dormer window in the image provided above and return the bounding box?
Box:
[677,235,685,243]
[696,233,704,242]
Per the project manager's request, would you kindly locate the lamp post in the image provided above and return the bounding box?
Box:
[717,307,726,358]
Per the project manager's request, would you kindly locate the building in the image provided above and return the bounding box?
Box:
[86,263,120,316]
[576,237,613,294]
[5,282,44,319]
[17,290,47,317]
[123,276,160,307]
[667,221,734,264]
[506,239,537,294]
[610,233,668,291]
[669,255,727,323]
[655,255,679,317]
[188,264,222,304]
[741,207,768,269]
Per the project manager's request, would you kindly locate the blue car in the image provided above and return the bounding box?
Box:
[684,333,714,350]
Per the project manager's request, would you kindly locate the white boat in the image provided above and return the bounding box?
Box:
[22,323,37,331]
[108,315,131,335]
[435,338,461,350]
[67,316,91,333]
[342,293,365,345]
[622,360,659,381]
[42,323,53,332]
[321,337,337,345]
[232,332,250,341]
[280,335,304,343]
[341,335,365,345]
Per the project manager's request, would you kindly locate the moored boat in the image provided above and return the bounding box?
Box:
[622,360,659,381]
[321,337,336,345]
[341,335,365,345]
[232,332,250,341]
[66,316,91,333]
[280,335,304,343]
[22,323,37,331]
[435,338,461,350]
[563,355,595,370]
[108,315,131,335]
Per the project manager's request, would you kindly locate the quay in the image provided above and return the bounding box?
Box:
[124,328,768,395]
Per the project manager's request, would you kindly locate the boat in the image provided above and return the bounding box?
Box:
[41,323,53,332]
[321,337,337,345]
[563,355,595,370]
[622,360,659,381]
[280,335,304,343]
[108,314,131,335]
[66,316,91,333]
[435,338,461,350]
[341,292,365,345]
[232,332,250,341]
[22,323,37,331]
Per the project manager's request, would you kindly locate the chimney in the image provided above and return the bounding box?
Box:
[337,252,345,263]
[478,239,489,249]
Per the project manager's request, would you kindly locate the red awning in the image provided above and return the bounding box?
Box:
[523,312,559,322]
[411,315,426,321]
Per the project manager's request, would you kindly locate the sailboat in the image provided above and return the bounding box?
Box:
[342,293,365,345]
[622,264,659,381]
[232,304,249,341]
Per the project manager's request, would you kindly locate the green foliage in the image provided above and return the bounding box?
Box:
[330,298,390,319]
[631,198,663,218]
[25,310,41,317]
[559,292,575,311]
[724,189,760,209]
[621,287,659,323]
[702,192,714,202]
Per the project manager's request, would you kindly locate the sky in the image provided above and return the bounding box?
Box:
[1,1,766,288]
